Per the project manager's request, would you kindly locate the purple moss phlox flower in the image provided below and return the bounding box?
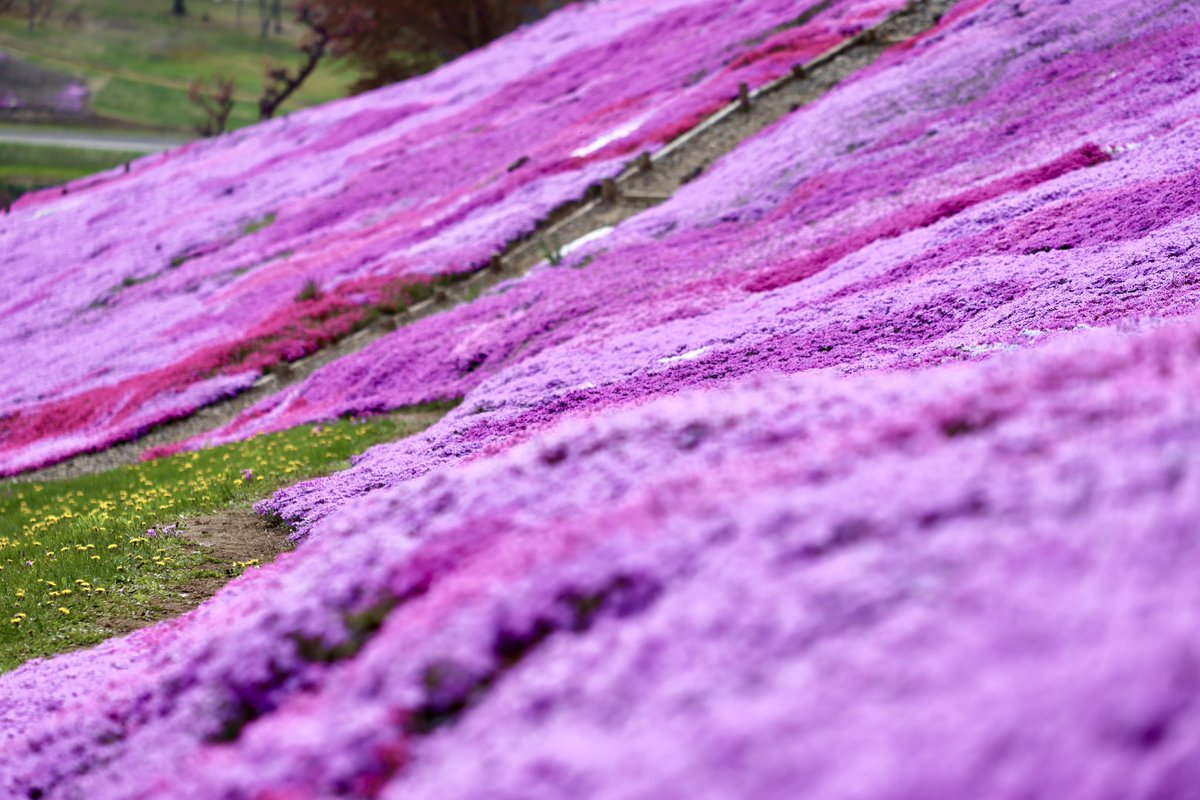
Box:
[8,2,1200,799]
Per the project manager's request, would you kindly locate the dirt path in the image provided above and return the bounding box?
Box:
[8,0,954,486]
[95,507,293,637]
[173,509,294,601]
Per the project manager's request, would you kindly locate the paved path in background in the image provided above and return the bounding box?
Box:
[0,128,188,152]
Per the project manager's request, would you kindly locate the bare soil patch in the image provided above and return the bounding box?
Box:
[95,508,293,636]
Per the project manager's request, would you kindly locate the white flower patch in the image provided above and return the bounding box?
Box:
[33,198,83,220]
[561,226,614,257]
[957,342,1015,355]
[572,116,649,158]
[658,346,711,365]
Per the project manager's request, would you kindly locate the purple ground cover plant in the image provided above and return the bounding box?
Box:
[0,0,898,477]
[203,0,1200,535]
[6,0,1200,797]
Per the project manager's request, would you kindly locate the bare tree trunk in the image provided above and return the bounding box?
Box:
[171,0,186,16]
[270,0,282,34]
[259,9,332,119]
[258,0,268,37]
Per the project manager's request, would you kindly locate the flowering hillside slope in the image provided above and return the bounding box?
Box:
[6,0,1200,797]
[0,0,898,477]
[195,0,1200,536]
[11,318,1200,799]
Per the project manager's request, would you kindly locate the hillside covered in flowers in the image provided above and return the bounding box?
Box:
[0,0,901,476]
[5,0,1200,797]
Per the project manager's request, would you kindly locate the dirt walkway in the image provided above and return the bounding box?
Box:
[95,508,293,637]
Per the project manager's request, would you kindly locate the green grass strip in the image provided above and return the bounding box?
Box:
[0,141,139,176]
[0,408,449,671]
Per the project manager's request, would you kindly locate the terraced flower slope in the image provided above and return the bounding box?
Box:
[0,0,901,477]
[6,0,1200,798]
[203,0,1200,535]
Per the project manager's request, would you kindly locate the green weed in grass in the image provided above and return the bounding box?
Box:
[241,210,277,236]
[0,407,450,671]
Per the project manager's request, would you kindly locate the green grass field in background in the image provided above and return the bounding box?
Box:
[0,141,140,176]
[0,0,359,132]
[0,141,144,200]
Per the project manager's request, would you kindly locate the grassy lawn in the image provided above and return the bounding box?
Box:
[0,141,144,200]
[0,408,449,672]
[0,0,359,132]
[0,140,141,175]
